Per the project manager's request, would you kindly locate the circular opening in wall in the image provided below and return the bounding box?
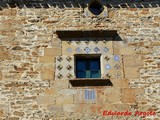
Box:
[88,0,104,15]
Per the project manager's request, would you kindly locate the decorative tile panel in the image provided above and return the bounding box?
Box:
[62,40,113,55]
[66,48,72,53]
[84,47,91,53]
[60,40,122,80]
[55,55,75,80]
[75,47,81,53]
[94,47,100,53]
[104,47,109,53]
[101,55,124,79]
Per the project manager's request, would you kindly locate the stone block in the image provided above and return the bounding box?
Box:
[109,11,116,18]
[74,89,84,103]
[103,88,121,103]
[126,88,144,96]
[63,104,75,112]
[102,104,129,112]
[124,67,140,79]
[13,111,24,117]
[0,9,17,16]
[120,47,135,55]
[111,79,129,88]
[56,95,74,105]
[58,89,76,95]
[123,55,135,67]
[135,47,151,55]
[41,69,54,80]
[47,104,63,112]
[0,71,2,80]
[123,55,143,67]
[121,88,145,104]
[39,56,55,63]
[8,117,20,120]
[34,63,54,71]
[121,93,136,104]
[113,41,136,55]
[37,95,55,105]
[50,80,68,89]
[51,40,61,47]
[75,104,93,114]
[0,51,10,60]
[0,104,9,117]
[0,109,3,117]
[44,47,61,56]
[44,88,56,95]
[154,16,160,22]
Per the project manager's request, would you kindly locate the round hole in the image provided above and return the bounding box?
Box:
[88,0,104,15]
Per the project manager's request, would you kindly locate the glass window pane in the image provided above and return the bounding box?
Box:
[77,60,86,70]
[76,57,101,78]
[90,60,100,70]
[77,71,86,78]
[86,70,90,78]
[90,71,100,78]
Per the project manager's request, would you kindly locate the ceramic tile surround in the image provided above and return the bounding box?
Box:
[62,40,113,55]
[55,40,123,80]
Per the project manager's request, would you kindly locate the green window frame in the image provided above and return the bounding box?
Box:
[76,57,101,78]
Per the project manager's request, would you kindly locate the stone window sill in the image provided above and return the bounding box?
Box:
[69,78,113,87]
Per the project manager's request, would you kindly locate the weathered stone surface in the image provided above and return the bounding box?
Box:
[0,71,2,80]
[97,88,121,103]
[50,80,68,89]
[34,63,54,71]
[0,2,159,120]
[0,104,9,117]
[113,41,132,55]
[39,56,55,63]
[56,95,74,105]
[120,47,135,55]
[13,111,24,117]
[44,47,61,56]
[111,79,129,88]
[0,9,17,16]
[123,55,143,67]
[58,89,76,95]
[63,104,75,112]
[121,88,145,104]
[47,104,63,112]
[0,109,3,117]
[44,88,56,95]
[124,67,140,79]
[121,92,136,104]
[37,95,55,104]
[0,51,10,60]
[41,68,54,80]
[73,89,84,104]
[8,117,20,120]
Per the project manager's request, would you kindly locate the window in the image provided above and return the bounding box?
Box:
[84,89,96,101]
[88,0,104,15]
[76,56,101,78]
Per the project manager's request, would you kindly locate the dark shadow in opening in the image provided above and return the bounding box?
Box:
[56,30,123,41]
[69,79,113,87]
[88,0,104,15]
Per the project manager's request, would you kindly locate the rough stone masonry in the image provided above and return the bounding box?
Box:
[0,0,160,120]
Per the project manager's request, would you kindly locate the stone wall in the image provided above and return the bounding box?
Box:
[0,3,159,120]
